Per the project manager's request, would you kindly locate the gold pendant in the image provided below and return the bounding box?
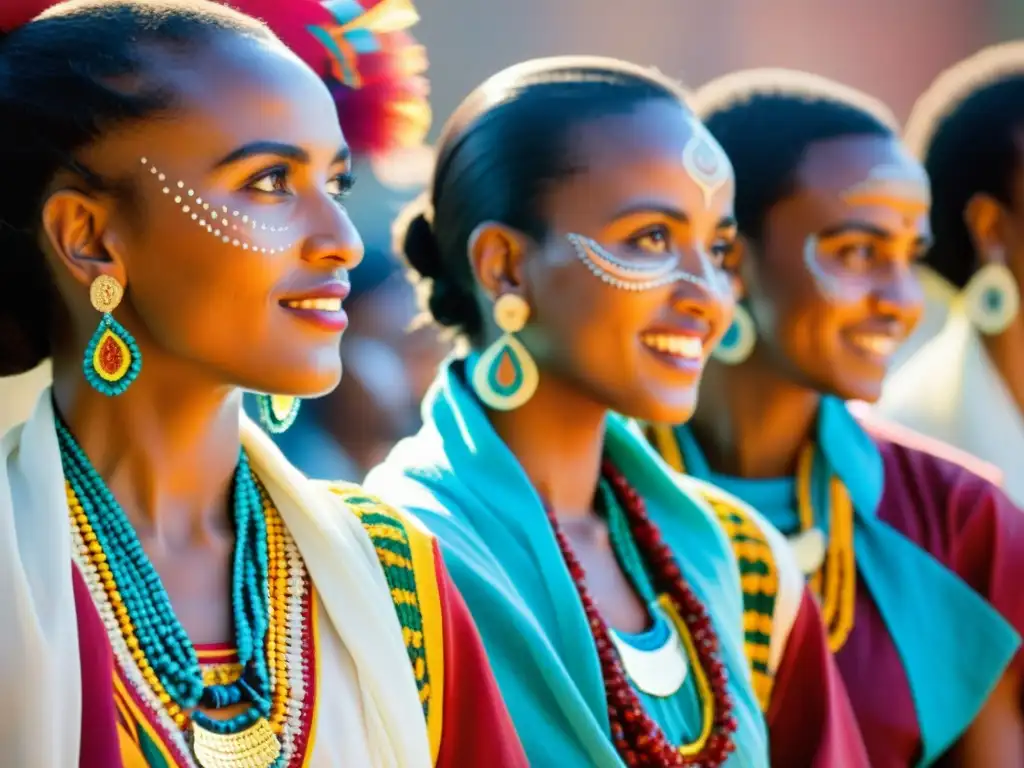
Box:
[192,716,281,768]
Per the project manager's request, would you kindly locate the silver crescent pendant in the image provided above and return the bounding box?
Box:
[610,612,689,699]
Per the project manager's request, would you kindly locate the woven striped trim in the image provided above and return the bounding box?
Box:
[327,485,433,720]
[698,488,780,711]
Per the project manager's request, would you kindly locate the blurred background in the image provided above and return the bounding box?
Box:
[5,0,1021,476]
[276,0,1024,482]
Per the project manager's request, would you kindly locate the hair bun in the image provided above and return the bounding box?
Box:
[0,315,49,376]
[0,230,51,376]
[425,277,480,330]
[396,199,443,280]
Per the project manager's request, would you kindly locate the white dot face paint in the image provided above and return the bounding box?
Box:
[139,157,296,255]
[562,122,734,299]
[567,233,731,296]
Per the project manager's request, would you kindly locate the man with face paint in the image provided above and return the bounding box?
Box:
[645,68,1024,767]
[366,57,872,768]
[880,43,1024,511]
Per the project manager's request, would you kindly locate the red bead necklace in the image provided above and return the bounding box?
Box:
[545,459,737,766]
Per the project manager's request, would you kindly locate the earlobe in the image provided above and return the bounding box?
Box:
[467,221,528,299]
[40,188,126,290]
[726,272,745,302]
[963,193,1007,264]
[728,235,752,301]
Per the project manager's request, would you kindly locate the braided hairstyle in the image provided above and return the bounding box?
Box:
[904,43,1024,289]
[0,0,275,376]
[393,56,690,341]
[691,68,897,246]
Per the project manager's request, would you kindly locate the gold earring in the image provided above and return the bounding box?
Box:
[257,395,300,434]
[83,275,141,396]
[470,294,539,411]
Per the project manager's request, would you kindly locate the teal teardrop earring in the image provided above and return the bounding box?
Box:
[962,260,1020,335]
[711,303,756,365]
[257,394,300,434]
[83,275,142,396]
[471,294,539,411]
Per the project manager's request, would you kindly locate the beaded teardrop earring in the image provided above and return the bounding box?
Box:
[257,394,300,434]
[83,275,142,396]
[470,294,539,411]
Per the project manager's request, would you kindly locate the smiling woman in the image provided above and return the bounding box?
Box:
[0,2,524,767]
[0,0,432,435]
[645,68,1024,767]
[364,55,865,768]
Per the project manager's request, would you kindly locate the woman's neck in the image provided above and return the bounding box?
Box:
[485,368,607,519]
[981,318,1024,417]
[51,348,242,544]
[689,355,821,479]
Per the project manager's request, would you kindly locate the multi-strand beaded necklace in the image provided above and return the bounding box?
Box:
[546,459,737,767]
[794,445,856,651]
[647,422,856,655]
[60,418,316,768]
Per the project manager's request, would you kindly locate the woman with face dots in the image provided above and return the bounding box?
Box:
[0,0,432,434]
[645,68,1024,767]
[0,2,525,767]
[365,56,869,767]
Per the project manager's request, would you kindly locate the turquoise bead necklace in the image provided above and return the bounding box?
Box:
[56,416,277,750]
[597,478,659,604]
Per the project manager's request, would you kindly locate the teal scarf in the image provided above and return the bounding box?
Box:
[672,396,1020,766]
[364,359,768,766]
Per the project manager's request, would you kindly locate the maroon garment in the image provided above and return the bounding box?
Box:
[833,417,1024,767]
[768,589,871,767]
[73,563,122,768]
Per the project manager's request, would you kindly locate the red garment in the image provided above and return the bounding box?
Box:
[72,545,526,767]
[768,589,870,767]
[73,564,122,768]
[433,540,528,767]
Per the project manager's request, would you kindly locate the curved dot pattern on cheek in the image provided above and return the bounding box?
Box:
[567,234,731,297]
[140,157,296,255]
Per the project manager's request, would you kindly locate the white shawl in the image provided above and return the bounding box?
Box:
[879,305,1024,506]
[0,362,51,435]
[0,391,432,768]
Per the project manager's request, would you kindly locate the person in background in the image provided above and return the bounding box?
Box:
[265,250,448,479]
[645,68,1024,767]
[367,56,870,767]
[879,43,1024,506]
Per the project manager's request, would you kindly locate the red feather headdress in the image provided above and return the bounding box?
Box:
[224,0,432,156]
[0,0,52,29]
[0,0,432,158]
